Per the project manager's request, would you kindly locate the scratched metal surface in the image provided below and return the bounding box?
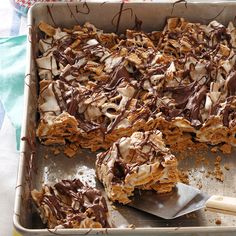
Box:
[14,1,236,235]
[33,144,236,228]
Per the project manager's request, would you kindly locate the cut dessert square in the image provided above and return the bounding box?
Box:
[31,179,110,229]
[96,130,179,204]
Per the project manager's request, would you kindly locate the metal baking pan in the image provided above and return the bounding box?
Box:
[14,1,236,235]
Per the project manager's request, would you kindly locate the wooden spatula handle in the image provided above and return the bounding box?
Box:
[205,195,236,216]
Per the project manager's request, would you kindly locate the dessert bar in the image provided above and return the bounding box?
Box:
[31,179,110,229]
[36,18,236,153]
[96,130,179,204]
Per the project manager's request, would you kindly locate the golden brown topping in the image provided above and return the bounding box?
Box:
[31,179,110,229]
[36,18,236,153]
[38,21,56,36]
[96,130,179,204]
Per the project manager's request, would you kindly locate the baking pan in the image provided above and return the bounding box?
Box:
[14,1,236,235]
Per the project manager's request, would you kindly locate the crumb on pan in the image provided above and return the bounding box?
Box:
[211,147,218,153]
[214,156,224,182]
[63,143,79,158]
[51,147,61,155]
[215,218,222,225]
[224,164,230,171]
[128,224,136,229]
[219,144,232,154]
[186,213,197,219]
[178,170,189,184]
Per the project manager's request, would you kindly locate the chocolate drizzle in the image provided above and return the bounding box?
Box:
[66,3,80,24]
[164,81,197,108]
[37,17,236,150]
[184,85,207,127]
[113,3,124,34]
[75,2,90,15]
[96,129,178,204]
[107,131,168,184]
[221,96,236,127]
[46,5,57,27]
[171,0,187,15]
[105,66,131,91]
[32,179,110,228]
[112,3,134,34]
[226,71,236,96]
[133,15,143,31]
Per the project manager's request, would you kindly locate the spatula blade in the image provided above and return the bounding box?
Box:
[129,183,210,219]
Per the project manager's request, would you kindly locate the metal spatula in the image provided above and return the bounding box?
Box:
[129,183,236,219]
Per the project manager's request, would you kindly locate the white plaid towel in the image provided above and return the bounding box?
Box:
[16,0,85,8]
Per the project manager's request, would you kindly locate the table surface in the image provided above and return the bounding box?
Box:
[0,2,27,235]
[1,1,236,236]
[0,1,27,37]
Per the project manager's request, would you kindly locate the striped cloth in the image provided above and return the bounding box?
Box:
[0,1,27,37]
[16,0,74,8]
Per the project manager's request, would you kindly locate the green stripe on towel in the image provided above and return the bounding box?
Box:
[0,35,27,149]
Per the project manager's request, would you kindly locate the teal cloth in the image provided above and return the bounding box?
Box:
[0,35,27,149]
